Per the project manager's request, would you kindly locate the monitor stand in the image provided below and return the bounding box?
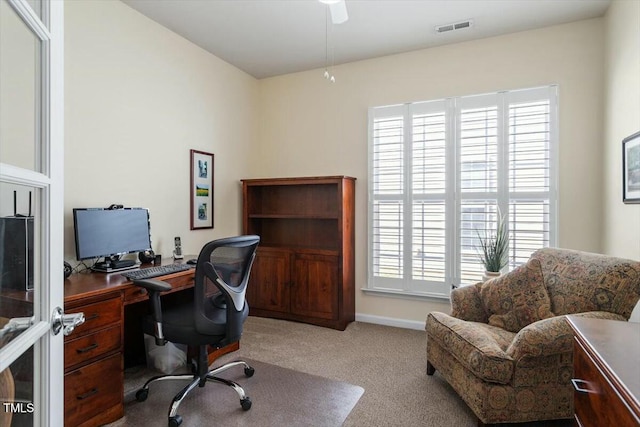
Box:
[92,258,138,273]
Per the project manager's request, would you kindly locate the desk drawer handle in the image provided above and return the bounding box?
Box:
[76,343,98,354]
[85,313,99,321]
[571,379,597,394]
[77,388,98,400]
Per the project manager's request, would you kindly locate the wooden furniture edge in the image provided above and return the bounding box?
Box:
[241,176,356,185]
[567,315,640,421]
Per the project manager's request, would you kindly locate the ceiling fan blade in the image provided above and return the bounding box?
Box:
[329,0,348,24]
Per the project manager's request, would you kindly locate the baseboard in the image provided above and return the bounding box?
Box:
[355,313,425,331]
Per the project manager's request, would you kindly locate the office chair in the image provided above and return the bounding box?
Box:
[132,235,260,427]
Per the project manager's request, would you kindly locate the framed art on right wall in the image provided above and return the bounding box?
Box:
[623,130,640,203]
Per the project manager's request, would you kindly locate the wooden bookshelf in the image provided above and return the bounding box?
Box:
[242,176,355,330]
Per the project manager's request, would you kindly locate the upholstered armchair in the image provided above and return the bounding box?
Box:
[425,248,640,426]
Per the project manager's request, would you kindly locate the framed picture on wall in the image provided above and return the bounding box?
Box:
[190,149,214,229]
[623,131,640,203]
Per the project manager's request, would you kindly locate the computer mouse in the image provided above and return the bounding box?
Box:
[187,258,197,265]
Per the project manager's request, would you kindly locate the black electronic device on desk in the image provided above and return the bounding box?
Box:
[73,205,151,273]
[0,191,34,291]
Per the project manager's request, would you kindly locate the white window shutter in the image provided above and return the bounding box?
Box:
[368,86,557,297]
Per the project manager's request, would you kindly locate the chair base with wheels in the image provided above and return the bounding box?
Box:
[135,346,253,427]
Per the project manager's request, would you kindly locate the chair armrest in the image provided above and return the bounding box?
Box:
[132,279,172,345]
[450,283,489,323]
[506,316,573,360]
[506,311,627,360]
[132,279,172,293]
[427,312,514,384]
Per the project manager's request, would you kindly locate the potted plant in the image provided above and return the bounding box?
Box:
[476,209,509,282]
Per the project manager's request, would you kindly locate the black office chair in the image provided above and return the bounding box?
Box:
[132,235,260,427]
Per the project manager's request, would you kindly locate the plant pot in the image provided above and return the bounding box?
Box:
[482,270,501,282]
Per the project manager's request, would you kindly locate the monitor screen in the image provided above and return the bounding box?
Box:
[73,208,152,261]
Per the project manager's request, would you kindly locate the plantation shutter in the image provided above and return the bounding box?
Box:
[370,105,405,290]
[456,94,501,285]
[410,101,450,292]
[506,87,556,267]
[368,86,557,297]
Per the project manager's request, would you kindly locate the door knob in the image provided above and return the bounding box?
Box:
[51,307,85,336]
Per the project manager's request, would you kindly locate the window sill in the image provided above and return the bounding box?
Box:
[361,287,450,302]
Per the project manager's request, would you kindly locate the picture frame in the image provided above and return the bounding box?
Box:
[623,131,640,204]
[190,149,214,229]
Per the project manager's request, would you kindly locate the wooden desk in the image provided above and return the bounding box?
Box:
[567,316,640,427]
[62,263,238,427]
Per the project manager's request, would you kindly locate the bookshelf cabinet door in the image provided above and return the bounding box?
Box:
[247,248,290,313]
[290,252,339,320]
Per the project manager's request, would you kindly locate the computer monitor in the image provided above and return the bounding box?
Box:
[73,207,151,271]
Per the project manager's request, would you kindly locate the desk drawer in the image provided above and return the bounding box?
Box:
[65,297,121,337]
[65,324,121,370]
[123,285,148,303]
[573,338,640,427]
[123,274,194,304]
[64,353,123,427]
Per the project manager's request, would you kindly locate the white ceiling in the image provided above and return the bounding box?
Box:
[122,0,612,79]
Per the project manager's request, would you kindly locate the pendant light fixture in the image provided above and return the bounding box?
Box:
[323,7,335,83]
[319,0,347,83]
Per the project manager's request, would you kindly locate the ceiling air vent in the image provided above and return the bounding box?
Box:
[436,19,474,34]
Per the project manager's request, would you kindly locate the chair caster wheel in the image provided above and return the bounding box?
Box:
[244,366,255,377]
[241,397,252,411]
[168,415,182,427]
[135,389,148,402]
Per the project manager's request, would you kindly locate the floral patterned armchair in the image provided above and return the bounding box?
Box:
[425,248,640,426]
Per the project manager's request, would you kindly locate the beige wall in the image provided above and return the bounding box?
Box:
[254,19,606,323]
[603,0,640,260]
[64,0,258,261]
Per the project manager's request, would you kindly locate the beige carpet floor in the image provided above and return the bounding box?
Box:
[227,316,476,426]
[114,316,573,426]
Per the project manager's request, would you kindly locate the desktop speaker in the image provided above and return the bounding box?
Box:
[138,250,155,264]
[0,216,34,291]
[64,261,73,279]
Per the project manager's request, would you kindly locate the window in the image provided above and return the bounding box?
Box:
[368,86,557,298]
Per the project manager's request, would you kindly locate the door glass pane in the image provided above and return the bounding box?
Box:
[26,0,44,22]
[0,346,34,426]
[0,183,39,350]
[0,0,42,172]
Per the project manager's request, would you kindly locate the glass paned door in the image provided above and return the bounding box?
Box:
[0,0,64,426]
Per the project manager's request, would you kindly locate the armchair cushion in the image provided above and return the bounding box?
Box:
[451,282,489,323]
[480,259,554,332]
[531,248,640,318]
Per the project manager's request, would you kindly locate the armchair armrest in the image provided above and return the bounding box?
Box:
[506,316,573,360]
[133,279,172,345]
[506,311,628,360]
[450,282,489,323]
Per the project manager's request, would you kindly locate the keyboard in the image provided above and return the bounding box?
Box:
[120,263,193,281]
